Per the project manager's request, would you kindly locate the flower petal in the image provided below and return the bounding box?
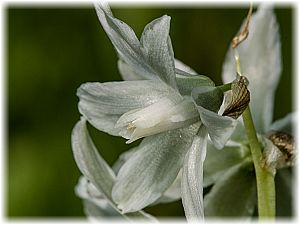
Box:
[95,3,177,88]
[112,122,200,213]
[270,112,296,135]
[94,3,155,81]
[77,80,176,135]
[71,118,116,202]
[75,176,123,218]
[192,86,224,113]
[204,161,256,218]
[203,141,250,187]
[112,147,138,174]
[113,149,182,205]
[192,86,237,149]
[71,118,157,221]
[174,58,197,75]
[275,168,293,217]
[154,170,182,204]
[200,110,237,150]
[117,60,144,81]
[116,95,199,143]
[181,125,208,222]
[118,58,215,97]
[140,15,176,88]
[175,71,215,96]
[118,57,199,81]
[222,5,281,133]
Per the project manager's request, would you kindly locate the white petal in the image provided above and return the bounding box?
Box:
[117,60,144,81]
[112,147,139,174]
[191,86,237,149]
[181,125,208,222]
[75,176,123,218]
[116,95,199,143]
[141,16,177,88]
[112,122,200,213]
[114,149,182,205]
[174,58,197,75]
[77,80,176,135]
[71,118,157,221]
[95,3,177,88]
[71,118,116,202]
[197,105,237,149]
[269,112,296,134]
[94,3,155,80]
[152,170,182,205]
[222,5,281,133]
[118,57,200,81]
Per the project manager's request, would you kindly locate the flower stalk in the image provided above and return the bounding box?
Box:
[234,51,276,219]
[217,83,232,92]
[242,107,276,220]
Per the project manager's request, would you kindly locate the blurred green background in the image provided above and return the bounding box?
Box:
[7,4,293,218]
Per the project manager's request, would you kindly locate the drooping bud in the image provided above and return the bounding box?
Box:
[261,131,295,175]
[267,131,295,166]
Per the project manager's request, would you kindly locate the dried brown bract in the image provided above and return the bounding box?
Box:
[222,75,250,119]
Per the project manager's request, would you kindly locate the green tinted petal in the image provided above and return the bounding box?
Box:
[275,168,293,217]
[176,71,215,96]
[192,86,237,149]
[204,141,250,187]
[204,162,256,218]
[192,86,223,113]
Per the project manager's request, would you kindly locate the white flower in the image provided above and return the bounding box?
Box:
[72,2,237,221]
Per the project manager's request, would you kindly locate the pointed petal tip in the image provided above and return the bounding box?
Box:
[125,139,133,144]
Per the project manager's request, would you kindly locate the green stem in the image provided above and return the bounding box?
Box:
[217,83,232,92]
[242,107,276,220]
